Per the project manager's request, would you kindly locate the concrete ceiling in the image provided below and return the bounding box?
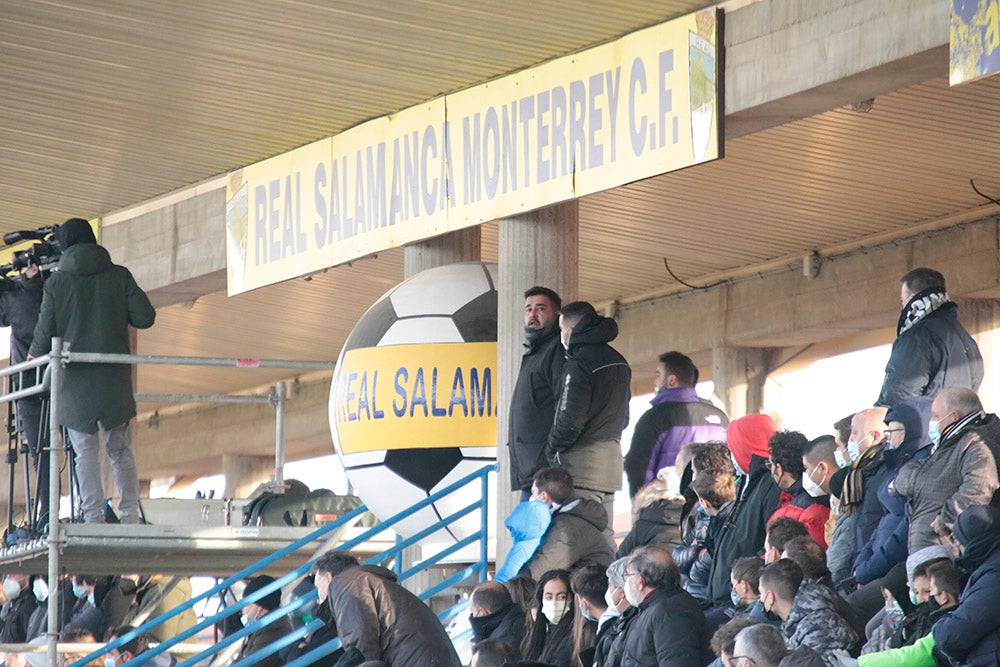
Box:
[3,1,1000,407]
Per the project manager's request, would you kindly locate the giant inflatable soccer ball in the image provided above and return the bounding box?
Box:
[329,262,498,542]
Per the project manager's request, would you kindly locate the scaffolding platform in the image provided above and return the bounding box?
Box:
[0,522,394,577]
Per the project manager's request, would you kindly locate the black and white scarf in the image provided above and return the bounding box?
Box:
[897,288,951,336]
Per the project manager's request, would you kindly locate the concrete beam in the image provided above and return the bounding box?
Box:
[616,216,1000,367]
[725,0,948,137]
[102,188,227,309]
[222,455,274,498]
[403,228,482,277]
[496,201,580,560]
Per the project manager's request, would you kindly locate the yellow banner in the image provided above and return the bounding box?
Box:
[332,342,497,453]
[227,9,721,294]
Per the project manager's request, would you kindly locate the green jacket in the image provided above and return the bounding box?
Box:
[29,243,155,432]
[857,632,935,667]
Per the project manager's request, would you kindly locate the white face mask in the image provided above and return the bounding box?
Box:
[802,471,825,498]
[834,449,850,469]
[624,579,642,607]
[604,589,621,616]
[104,658,117,667]
[3,578,22,600]
[928,420,942,445]
[541,599,569,625]
[32,578,47,602]
[560,330,570,350]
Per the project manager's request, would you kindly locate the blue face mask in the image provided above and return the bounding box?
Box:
[697,505,710,517]
[730,586,742,607]
[928,420,942,446]
[72,582,87,599]
[847,433,872,461]
[730,453,745,477]
[834,449,850,469]
[578,600,597,622]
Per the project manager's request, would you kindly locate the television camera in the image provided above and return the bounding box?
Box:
[0,225,61,276]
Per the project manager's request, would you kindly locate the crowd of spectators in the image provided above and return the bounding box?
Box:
[447,270,998,666]
[0,572,195,666]
[8,267,999,667]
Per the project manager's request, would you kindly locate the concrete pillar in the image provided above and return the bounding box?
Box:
[954,299,1000,412]
[222,454,273,498]
[496,200,579,561]
[401,228,482,594]
[712,347,774,419]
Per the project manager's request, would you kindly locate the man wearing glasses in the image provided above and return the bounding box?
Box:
[730,623,826,666]
[852,397,934,604]
[618,546,711,666]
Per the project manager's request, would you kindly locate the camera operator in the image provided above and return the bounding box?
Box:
[0,260,49,525]
[29,218,155,525]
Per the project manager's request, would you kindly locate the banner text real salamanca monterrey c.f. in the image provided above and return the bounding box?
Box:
[226,9,721,295]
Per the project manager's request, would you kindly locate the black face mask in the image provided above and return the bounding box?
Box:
[469,608,505,639]
[761,595,781,623]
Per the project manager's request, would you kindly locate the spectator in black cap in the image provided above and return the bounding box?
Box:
[234,575,292,667]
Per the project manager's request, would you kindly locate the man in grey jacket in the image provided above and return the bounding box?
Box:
[521,467,615,579]
[894,387,1000,552]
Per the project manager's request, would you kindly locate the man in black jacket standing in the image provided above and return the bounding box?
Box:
[876,267,982,407]
[549,301,630,521]
[508,286,565,501]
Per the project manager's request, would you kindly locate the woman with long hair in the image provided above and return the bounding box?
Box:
[521,569,575,666]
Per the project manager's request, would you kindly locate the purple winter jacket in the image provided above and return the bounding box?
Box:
[624,387,728,496]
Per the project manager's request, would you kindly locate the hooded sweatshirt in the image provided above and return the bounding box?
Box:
[29,238,155,431]
[853,396,934,584]
[704,414,781,607]
[521,496,616,579]
[547,313,630,493]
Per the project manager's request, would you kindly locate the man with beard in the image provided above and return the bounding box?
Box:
[508,286,565,501]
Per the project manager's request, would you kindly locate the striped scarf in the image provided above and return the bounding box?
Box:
[840,442,884,514]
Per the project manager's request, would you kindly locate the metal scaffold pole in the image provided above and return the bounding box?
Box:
[46,338,62,667]
[273,381,287,490]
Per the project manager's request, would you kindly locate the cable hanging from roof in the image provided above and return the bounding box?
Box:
[662,257,729,290]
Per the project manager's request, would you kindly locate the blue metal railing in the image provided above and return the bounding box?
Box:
[72,463,495,667]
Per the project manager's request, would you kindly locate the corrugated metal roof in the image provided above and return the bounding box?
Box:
[577,74,1000,301]
[1,0,713,230]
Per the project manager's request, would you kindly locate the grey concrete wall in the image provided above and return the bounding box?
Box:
[616,216,1000,379]
[102,188,227,308]
[725,0,948,137]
